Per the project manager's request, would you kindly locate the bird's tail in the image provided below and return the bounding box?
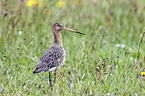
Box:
[33,61,44,74]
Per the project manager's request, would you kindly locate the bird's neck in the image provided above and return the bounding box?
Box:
[53,31,63,47]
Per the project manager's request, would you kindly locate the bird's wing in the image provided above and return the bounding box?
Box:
[33,46,65,74]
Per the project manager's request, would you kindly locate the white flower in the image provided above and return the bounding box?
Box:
[103,40,106,44]
[116,44,125,48]
[18,31,22,35]
[121,44,125,48]
[116,44,120,47]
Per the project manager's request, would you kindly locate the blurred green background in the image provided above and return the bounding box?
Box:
[0,0,145,95]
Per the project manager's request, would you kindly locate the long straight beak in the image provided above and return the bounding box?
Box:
[62,27,85,35]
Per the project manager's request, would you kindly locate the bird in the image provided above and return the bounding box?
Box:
[33,22,85,87]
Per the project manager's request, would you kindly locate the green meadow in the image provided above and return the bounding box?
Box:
[0,0,145,95]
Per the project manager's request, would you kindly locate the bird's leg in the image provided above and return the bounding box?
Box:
[54,71,57,83]
[49,72,52,90]
[54,68,58,83]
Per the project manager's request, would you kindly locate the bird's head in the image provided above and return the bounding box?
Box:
[53,23,64,31]
[53,22,85,35]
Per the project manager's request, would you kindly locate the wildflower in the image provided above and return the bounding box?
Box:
[18,31,22,35]
[141,72,145,76]
[116,44,120,47]
[121,44,125,48]
[26,0,42,7]
[56,0,66,8]
[103,40,106,44]
[115,44,125,48]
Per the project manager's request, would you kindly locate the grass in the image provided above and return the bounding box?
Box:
[0,0,145,95]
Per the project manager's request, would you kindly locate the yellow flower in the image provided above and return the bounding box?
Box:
[26,0,42,7]
[141,72,145,76]
[56,0,66,8]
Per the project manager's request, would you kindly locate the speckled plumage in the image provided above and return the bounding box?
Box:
[33,23,85,74]
[33,23,65,74]
[33,44,65,74]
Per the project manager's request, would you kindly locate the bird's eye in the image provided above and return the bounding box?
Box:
[57,25,61,27]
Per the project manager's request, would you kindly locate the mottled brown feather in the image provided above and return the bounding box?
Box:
[33,44,65,74]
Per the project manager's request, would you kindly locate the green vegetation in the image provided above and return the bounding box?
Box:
[0,0,145,95]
